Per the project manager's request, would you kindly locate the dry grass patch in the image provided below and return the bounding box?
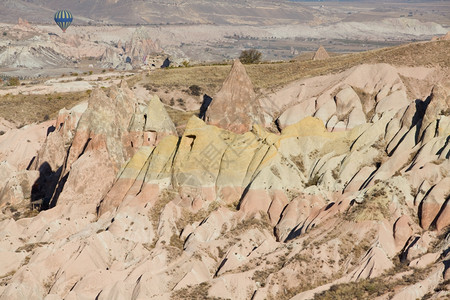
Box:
[305,174,321,188]
[149,189,177,228]
[164,106,199,135]
[1,202,40,222]
[176,201,221,231]
[169,201,221,249]
[290,154,306,173]
[15,242,48,253]
[169,233,184,250]
[314,264,432,300]
[346,187,391,222]
[145,65,231,96]
[172,282,213,300]
[0,271,16,287]
[225,212,273,237]
[0,91,89,126]
[143,41,450,95]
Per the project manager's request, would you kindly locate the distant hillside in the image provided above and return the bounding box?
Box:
[0,0,317,25]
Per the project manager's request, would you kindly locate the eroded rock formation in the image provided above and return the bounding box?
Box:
[205,59,265,133]
[312,45,329,61]
[0,62,449,300]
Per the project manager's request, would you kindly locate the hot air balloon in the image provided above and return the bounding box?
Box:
[54,10,73,33]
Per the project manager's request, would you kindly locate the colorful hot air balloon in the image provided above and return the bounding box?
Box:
[54,10,73,33]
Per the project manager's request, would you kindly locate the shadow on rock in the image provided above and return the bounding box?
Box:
[30,162,65,211]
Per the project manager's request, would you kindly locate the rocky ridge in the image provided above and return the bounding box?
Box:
[0,61,449,299]
[0,21,165,72]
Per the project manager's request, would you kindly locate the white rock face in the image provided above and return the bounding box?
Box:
[272,63,438,132]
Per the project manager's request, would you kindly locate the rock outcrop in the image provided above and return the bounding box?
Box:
[29,81,176,211]
[100,28,164,70]
[123,28,162,66]
[0,24,164,71]
[312,45,330,60]
[205,59,264,133]
[431,31,450,41]
[0,61,449,300]
[266,63,440,133]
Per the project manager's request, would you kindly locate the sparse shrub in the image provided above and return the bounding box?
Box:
[290,154,306,173]
[305,174,320,187]
[7,77,20,86]
[89,71,93,75]
[176,282,211,299]
[346,186,390,222]
[252,269,275,287]
[75,77,83,81]
[169,233,184,250]
[149,189,176,228]
[181,60,190,67]
[2,32,6,36]
[239,49,262,64]
[188,84,202,96]
[0,130,5,136]
[270,165,281,179]
[332,168,340,180]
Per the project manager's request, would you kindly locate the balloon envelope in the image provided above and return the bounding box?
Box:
[54,10,73,32]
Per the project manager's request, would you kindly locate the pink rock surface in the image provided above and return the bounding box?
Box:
[205,60,264,133]
[0,120,53,170]
[420,177,450,230]
[0,60,449,300]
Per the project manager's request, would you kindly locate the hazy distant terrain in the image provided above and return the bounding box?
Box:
[0,0,316,25]
[1,0,449,27]
[0,0,449,74]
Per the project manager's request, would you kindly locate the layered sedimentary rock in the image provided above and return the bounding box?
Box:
[0,24,164,71]
[0,62,449,300]
[264,63,440,133]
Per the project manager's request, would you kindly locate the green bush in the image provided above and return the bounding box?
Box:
[239,49,262,64]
